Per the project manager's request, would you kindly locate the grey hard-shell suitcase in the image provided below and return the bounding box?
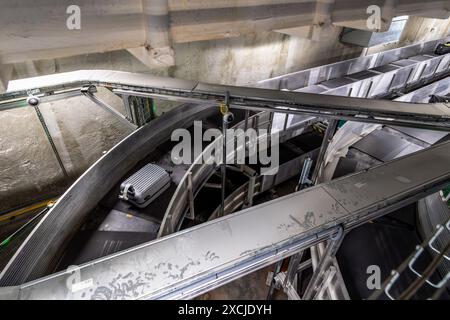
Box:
[119,163,171,208]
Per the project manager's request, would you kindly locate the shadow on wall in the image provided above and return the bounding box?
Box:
[0,87,132,213]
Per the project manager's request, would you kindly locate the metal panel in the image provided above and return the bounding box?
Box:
[256,38,449,90]
[347,70,379,81]
[388,126,448,145]
[340,16,408,47]
[323,142,450,213]
[371,64,400,73]
[320,77,355,89]
[98,210,160,234]
[296,85,327,94]
[3,141,450,300]
[352,128,422,162]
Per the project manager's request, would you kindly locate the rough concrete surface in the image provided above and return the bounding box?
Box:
[0,88,132,212]
[0,107,67,211]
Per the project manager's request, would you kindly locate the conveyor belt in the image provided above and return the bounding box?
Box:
[1,141,449,299]
[2,69,450,131]
[0,103,216,286]
[1,38,449,297]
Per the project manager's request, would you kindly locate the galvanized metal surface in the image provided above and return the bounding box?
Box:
[2,68,450,131]
[1,37,450,297]
[320,75,450,183]
[159,110,315,237]
[1,141,450,299]
[257,38,449,90]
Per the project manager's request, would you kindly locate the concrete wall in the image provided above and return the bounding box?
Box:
[1,16,449,212]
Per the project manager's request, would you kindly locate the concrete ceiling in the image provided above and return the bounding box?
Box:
[0,0,449,90]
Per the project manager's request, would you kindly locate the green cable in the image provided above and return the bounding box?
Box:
[0,237,11,248]
[0,206,50,250]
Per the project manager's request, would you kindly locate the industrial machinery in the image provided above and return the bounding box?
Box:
[0,38,449,300]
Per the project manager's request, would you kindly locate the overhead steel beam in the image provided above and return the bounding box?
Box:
[1,0,448,65]
[3,70,450,131]
[1,140,450,299]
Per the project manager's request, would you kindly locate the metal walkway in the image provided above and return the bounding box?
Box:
[1,141,449,299]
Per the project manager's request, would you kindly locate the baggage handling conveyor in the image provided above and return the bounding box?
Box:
[1,140,450,300]
[1,38,450,299]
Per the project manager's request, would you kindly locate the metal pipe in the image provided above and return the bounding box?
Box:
[311,119,338,184]
[32,102,70,181]
[82,87,137,131]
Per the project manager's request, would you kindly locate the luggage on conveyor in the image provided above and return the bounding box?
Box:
[119,163,171,208]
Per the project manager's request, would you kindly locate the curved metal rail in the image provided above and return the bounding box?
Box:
[2,141,450,300]
[3,69,450,131]
[159,111,315,236]
[1,37,450,291]
[0,103,215,286]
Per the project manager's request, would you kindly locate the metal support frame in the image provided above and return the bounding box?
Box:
[311,119,338,184]
[266,260,283,300]
[239,165,257,209]
[285,251,304,288]
[4,70,450,131]
[370,219,450,300]
[272,250,305,300]
[244,175,256,209]
[267,226,345,301]
[274,272,301,300]
[185,172,195,220]
[296,157,313,191]
[81,86,137,130]
[220,93,232,218]
[303,225,344,299]
[2,140,450,298]
[31,101,70,181]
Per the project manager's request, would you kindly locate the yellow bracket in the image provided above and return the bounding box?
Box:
[219,103,229,115]
[0,197,58,223]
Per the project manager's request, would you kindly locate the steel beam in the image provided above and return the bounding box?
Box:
[3,70,450,131]
[1,141,450,299]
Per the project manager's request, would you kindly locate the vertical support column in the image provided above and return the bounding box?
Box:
[128,0,175,68]
[220,93,233,217]
[303,226,344,300]
[267,259,284,300]
[311,119,338,184]
[310,0,336,42]
[284,251,304,288]
[185,172,195,220]
[296,157,313,191]
[0,64,13,93]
